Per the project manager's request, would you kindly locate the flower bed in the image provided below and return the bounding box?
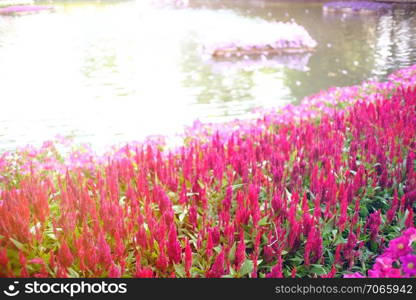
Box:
[0,5,53,15]
[0,65,415,278]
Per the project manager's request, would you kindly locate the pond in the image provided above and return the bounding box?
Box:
[0,0,416,150]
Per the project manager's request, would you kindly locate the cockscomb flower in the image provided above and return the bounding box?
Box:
[58,242,74,268]
[386,190,399,223]
[234,234,246,270]
[206,230,214,259]
[167,224,182,264]
[304,226,315,266]
[366,209,382,241]
[211,227,221,246]
[263,245,275,263]
[405,190,416,206]
[291,267,297,278]
[135,267,154,278]
[108,264,121,278]
[405,208,414,228]
[206,251,225,278]
[0,249,8,266]
[266,254,283,278]
[156,250,168,273]
[19,251,29,277]
[184,239,193,277]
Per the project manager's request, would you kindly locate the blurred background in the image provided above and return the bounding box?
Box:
[0,0,415,150]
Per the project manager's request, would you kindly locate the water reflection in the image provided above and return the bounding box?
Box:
[372,8,416,78]
[0,0,415,150]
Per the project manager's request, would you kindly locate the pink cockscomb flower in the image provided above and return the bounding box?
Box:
[400,254,416,277]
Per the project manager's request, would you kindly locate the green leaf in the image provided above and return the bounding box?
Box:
[197,180,205,189]
[67,268,80,278]
[334,234,347,245]
[10,238,25,251]
[228,242,236,263]
[258,216,269,227]
[289,149,298,164]
[370,240,378,252]
[239,260,254,277]
[310,264,327,276]
[213,246,222,254]
[231,184,244,191]
[174,264,186,278]
[179,207,188,223]
[190,267,204,276]
[46,232,57,241]
[398,209,409,229]
[172,205,183,214]
[290,256,304,263]
[360,206,369,217]
[229,266,236,276]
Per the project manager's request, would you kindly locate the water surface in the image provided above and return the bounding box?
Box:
[0,0,415,150]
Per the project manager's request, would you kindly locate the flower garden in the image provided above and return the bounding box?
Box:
[0,3,53,15]
[0,62,415,278]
